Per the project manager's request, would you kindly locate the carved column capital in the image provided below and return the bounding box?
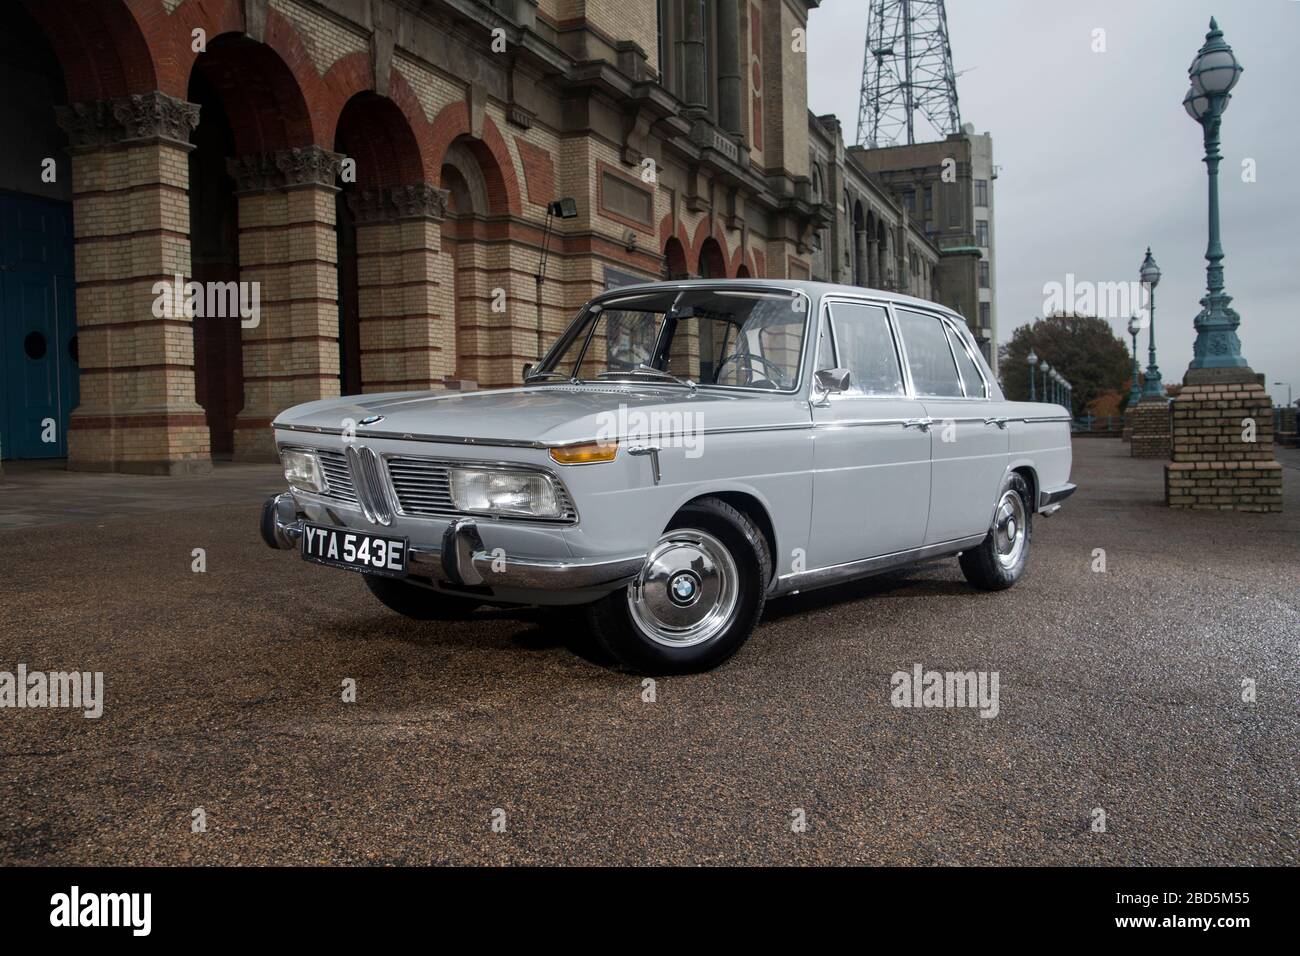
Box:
[227,146,345,193]
[349,183,450,223]
[56,91,199,151]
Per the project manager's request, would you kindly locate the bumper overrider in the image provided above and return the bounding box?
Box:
[260,492,645,597]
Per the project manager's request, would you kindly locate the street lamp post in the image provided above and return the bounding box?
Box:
[1027,349,1038,401]
[1126,316,1142,406]
[1165,19,1280,512]
[1041,362,1051,404]
[1183,18,1247,373]
[1275,382,1293,407]
[1139,248,1164,398]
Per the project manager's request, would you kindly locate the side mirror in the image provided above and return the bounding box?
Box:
[815,367,852,395]
[522,362,534,381]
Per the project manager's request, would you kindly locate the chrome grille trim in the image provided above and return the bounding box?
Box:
[385,455,578,524]
[346,444,395,526]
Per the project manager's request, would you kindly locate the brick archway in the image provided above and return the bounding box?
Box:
[698,237,727,279]
[187,31,338,461]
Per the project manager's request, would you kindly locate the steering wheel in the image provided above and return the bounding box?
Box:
[714,352,791,389]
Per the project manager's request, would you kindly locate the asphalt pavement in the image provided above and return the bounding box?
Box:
[0,439,1296,864]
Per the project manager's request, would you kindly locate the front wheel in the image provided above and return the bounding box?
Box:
[363,574,481,620]
[959,473,1031,591]
[585,497,770,673]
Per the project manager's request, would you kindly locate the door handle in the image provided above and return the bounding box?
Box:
[903,417,932,432]
[983,417,1008,429]
[627,444,661,484]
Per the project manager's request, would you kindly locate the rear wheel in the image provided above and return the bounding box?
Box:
[363,575,481,620]
[959,473,1031,591]
[585,497,770,673]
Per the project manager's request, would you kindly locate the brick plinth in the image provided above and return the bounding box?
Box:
[59,94,212,475]
[1129,399,1171,459]
[1164,378,1282,512]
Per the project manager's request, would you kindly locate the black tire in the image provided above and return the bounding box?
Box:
[363,575,481,620]
[959,472,1032,591]
[585,497,770,674]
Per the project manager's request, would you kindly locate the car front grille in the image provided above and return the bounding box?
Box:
[317,449,357,503]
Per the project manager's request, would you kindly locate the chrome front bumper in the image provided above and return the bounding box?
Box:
[260,492,644,598]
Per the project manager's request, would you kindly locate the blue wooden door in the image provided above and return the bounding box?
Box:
[0,193,77,460]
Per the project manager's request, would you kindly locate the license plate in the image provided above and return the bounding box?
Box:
[301,524,408,577]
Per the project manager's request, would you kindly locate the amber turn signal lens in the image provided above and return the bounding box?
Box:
[549,441,618,464]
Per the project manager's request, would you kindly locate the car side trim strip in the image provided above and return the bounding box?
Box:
[771,534,988,597]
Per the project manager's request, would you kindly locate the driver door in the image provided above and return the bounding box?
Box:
[808,298,931,569]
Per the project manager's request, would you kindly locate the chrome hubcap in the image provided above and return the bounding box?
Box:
[993,490,1027,569]
[628,529,738,647]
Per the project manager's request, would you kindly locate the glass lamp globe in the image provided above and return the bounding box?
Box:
[1189,20,1243,96]
[1140,247,1161,288]
[1183,86,1210,121]
[1027,349,1038,367]
[1127,316,1141,337]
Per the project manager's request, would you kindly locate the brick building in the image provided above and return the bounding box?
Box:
[0,0,947,473]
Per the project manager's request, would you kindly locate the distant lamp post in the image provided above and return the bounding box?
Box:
[1040,361,1051,404]
[1139,248,1164,398]
[1027,349,1038,401]
[1183,18,1248,373]
[1126,316,1143,406]
[1275,381,1293,407]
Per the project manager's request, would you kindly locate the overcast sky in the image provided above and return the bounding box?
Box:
[808,0,1300,406]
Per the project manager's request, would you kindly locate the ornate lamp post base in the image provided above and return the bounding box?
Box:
[1165,367,1281,512]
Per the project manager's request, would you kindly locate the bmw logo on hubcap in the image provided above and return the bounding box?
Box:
[669,571,701,606]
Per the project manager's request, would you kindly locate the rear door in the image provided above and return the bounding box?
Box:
[808,297,931,568]
[892,307,1008,544]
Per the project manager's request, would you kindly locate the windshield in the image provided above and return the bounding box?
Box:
[532,287,810,391]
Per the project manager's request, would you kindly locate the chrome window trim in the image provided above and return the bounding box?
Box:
[818,294,910,400]
[937,313,991,400]
[890,304,969,401]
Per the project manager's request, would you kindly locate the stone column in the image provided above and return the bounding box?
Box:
[716,0,743,135]
[350,183,455,392]
[56,92,210,474]
[680,0,707,111]
[229,147,343,461]
[853,230,868,288]
[1165,371,1282,511]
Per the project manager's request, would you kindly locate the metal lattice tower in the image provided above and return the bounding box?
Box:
[856,0,962,148]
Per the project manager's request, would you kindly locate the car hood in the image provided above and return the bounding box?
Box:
[273,384,809,446]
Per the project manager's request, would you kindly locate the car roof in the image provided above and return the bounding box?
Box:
[594,278,969,323]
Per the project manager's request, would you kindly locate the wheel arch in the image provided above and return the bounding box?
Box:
[675,489,779,587]
[1008,461,1040,511]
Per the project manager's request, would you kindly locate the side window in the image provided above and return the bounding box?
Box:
[945,323,987,398]
[894,309,963,398]
[827,301,904,396]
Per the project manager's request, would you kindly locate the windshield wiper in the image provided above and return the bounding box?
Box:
[523,371,570,383]
[597,365,697,392]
